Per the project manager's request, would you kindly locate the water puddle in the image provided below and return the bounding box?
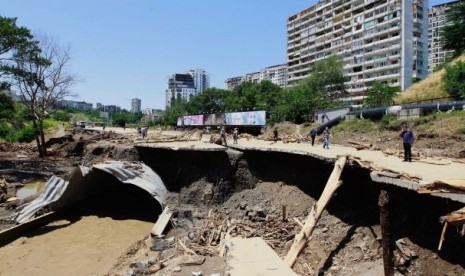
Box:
[16,180,46,199]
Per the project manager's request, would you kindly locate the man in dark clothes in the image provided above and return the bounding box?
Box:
[400,124,414,162]
[273,128,278,143]
[309,128,317,146]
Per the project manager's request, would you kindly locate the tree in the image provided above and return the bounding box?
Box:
[0,92,15,120]
[0,16,40,88]
[364,81,399,108]
[13,34,76,157]
[444,61,465,100]
[441,1,465,56]
[305,55,348,101]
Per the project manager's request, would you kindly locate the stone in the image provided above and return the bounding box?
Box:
[239,201,247,210]
[192,271,202,276]
[173,266,182,272]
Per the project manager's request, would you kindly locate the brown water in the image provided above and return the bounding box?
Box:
[16,180,46,199]
[0,185,160,276]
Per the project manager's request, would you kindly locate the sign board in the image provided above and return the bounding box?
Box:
[100,111,109,119]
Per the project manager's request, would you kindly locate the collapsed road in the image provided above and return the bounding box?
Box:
[0,128,464,275]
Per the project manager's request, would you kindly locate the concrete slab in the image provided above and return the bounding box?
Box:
[226,237,297,276]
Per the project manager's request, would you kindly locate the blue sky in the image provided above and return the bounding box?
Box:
[1,0,450,110]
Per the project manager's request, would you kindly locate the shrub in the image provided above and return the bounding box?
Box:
[444,61,465,100]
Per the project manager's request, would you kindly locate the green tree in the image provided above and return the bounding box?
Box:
[185,88,227,114]
[305,55,348,101]
[444,61,465,100]
[0,16,40,89]
[0,92,15,120]
[441,1,465,56]
[364,81,399,108]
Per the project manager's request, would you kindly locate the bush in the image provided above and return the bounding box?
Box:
[333,119,376,133]
[7,125,36,142]
[379,114,403,131]
[444,61,465,100]
[0,121,12,138]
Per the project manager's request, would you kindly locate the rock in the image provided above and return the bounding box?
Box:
[173,266,182,272]
[253,205,267,217]
[239,201,247,210]
[150,237,176,251]
[192,271,202,276]
[148,263,165,273]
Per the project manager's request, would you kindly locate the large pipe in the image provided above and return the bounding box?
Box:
[319,100,465,132]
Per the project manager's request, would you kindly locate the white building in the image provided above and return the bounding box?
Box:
[428,0,462,74]
[166,69,210,108]
[187,68,210,93]
[287,0,428,104]
[225,64,288,90]
[131,98,141,113]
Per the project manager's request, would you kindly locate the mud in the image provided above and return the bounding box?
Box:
[0,128,464,275]
[0,183,158,276]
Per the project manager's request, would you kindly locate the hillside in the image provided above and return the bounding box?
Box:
[395,53,465,104]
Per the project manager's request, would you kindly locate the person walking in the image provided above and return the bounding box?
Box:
[322,127,330,149]
[233,128,239,144]
[400,124,414,162]
[220,126,227,146]
[273,128,279,143]
[309,128,317,146]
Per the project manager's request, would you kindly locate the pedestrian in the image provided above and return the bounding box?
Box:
[322,127,330,149]
[273,128,279,143]
[233,128,239,144]
[400,124,414,162]
[309,127,317,146]
[220,126,227,146]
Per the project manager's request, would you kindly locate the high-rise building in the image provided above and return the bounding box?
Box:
[225,64,288,90]
[428,0,462,74]
[187,68,210,93]
[166,73,196,108]
[165,69,210,108]
[131,98,141,113]
[287,0,428,104]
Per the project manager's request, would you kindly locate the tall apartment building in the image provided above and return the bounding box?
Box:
[187,68,210,93]
[287,0,428,104]
[131,98,141,113]
[428,0,462,74]
[166,69,210,108]
[225,64,288,90]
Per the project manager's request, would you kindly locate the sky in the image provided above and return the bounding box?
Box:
[1,0,451,110]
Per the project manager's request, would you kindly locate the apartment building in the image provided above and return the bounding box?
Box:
[131,98,141,113]
[187,68,210,94]
[225,64,288,90]
[166,69,210,108]
[428,0,462,74]
[287,0,428,104]
[59,100,93,110]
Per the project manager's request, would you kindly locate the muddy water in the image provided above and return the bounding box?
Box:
[0,185,159,276]
[16,180,46,199]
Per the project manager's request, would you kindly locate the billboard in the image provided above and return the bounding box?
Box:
[177,115,204,126]
[204,113,226,126]
[225,111,266,126]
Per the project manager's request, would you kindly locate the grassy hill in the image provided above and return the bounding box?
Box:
[394,54,465,104]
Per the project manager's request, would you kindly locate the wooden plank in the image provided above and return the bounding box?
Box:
[150,206,172,237]
[226,237,297,276]
[285,156,347,267]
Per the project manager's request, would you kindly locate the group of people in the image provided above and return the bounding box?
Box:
[220,123,415,163]
[219,126,239,146]
[306,127,330,149]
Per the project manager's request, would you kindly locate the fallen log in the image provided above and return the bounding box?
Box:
[348,140,371,150]
[285,156,347,267]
